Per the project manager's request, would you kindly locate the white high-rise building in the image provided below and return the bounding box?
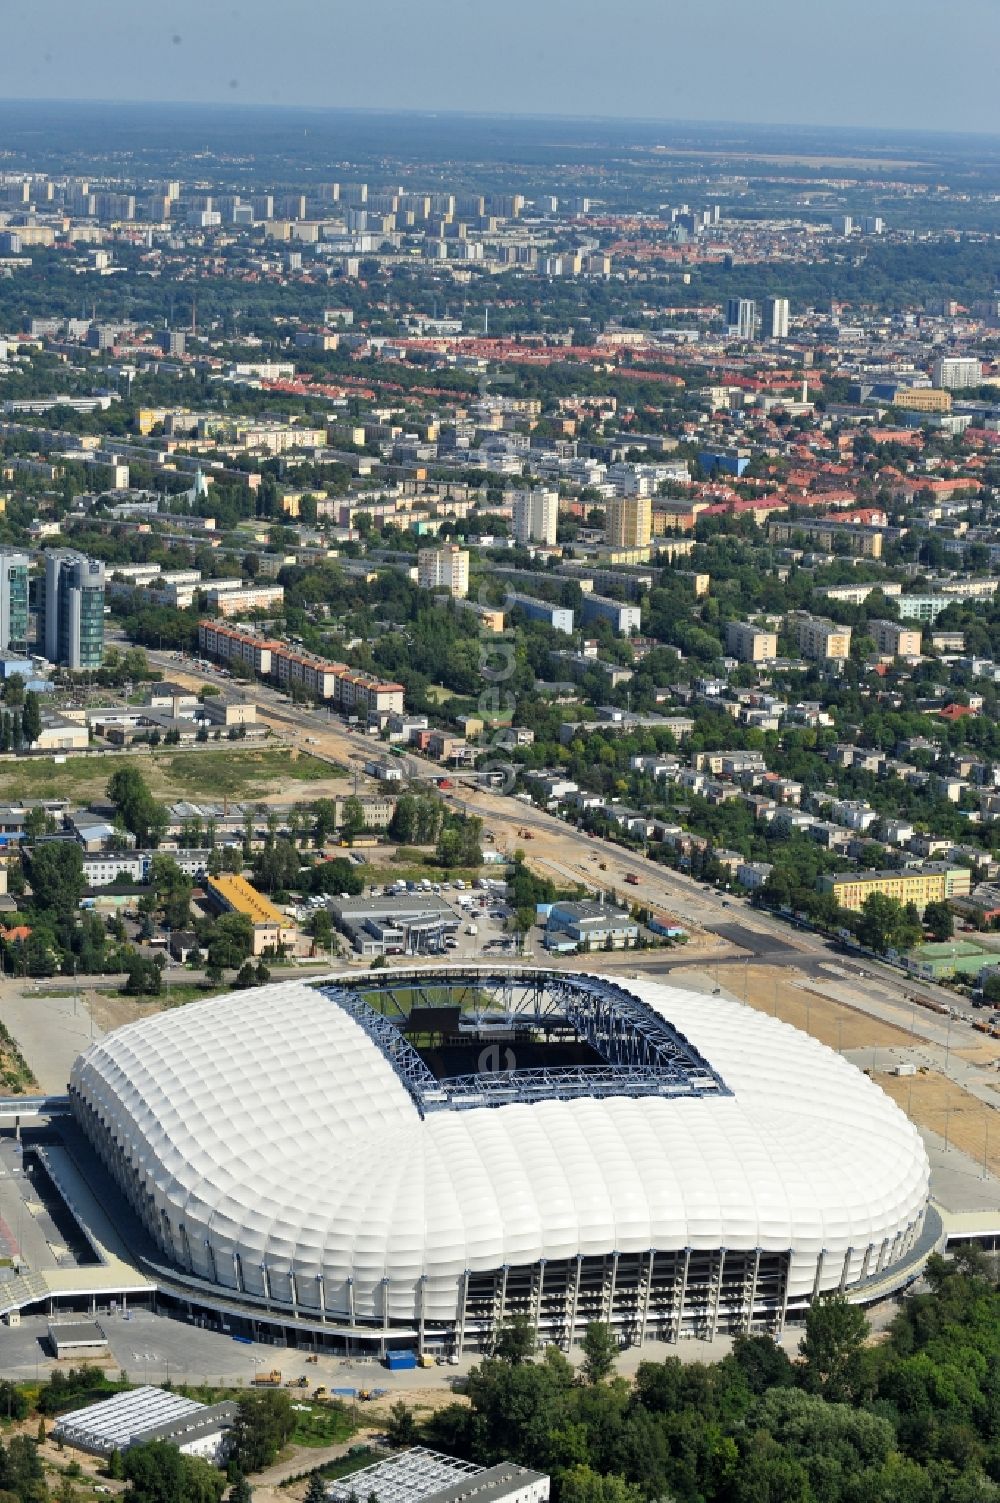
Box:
[417,545,470,599]
[763,297,790,340]
[932,356,982,390]
[513,489,558,547]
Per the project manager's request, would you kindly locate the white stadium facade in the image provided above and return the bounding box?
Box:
[69,972,932,1353]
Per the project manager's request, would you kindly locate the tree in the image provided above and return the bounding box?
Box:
[124,954,163,997]
[580,1322,618,1385]
[340,795,366,843]
[386,1400,417,1448]
[304,1476,326,1503]
[493,1315,536,1365]
[799,1293,870,1402]
[149,854,193,931]
[228,1473,253,1503]
[924,899,954,943]
[21,692,42,748]
[27,842,85,920]
[228,1391,295,1475]
[202,912,254,974]
[107,767,168,847]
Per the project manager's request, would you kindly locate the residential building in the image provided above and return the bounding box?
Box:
[932,356,982,389]
[725,622,778,663]
[417,544,470,598]
[204,583,285,617]
[579,594,641,635]
[871,620,922,657]
[762,297,790,339]
[790,614,852,663]
[818,864,972,914]
[43,551,106,669]
[507,593,574,634]
[512,488,558,546]
[605,495,652,551]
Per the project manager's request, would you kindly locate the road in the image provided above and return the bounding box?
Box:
[137,646,983,1038]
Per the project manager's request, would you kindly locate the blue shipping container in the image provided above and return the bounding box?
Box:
[385,1350,418,1371]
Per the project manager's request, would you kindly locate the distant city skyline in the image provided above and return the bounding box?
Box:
[2,0,998,135]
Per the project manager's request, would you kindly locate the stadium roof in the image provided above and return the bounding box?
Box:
[69,974,930,1325]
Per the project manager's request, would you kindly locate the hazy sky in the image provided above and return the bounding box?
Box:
[3,0,998,135]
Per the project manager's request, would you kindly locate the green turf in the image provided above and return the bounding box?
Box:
[0,748,342,805]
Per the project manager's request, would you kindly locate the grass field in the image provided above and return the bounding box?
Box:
[0,748,340,805]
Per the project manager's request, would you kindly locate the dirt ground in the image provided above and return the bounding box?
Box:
[875,1069,1000,1176]
[674,962,915,1051]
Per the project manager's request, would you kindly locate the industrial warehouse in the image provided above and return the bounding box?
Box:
[62,971,933,1354]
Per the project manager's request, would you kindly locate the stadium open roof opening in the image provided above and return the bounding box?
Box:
[318,971,732,1113]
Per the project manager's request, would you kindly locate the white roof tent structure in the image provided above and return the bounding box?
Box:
[69,973,932,1354]
[325,1448,549,1503]
[52,1386,235,1457]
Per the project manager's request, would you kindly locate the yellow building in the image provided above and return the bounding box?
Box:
[791,614,852,662]
[606,495,652,550]
[205,874,299,956]
[820,865,972,914]
[894,388,952,414]
[726,621,778,662]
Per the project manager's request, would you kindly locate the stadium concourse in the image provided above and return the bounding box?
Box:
[68,971,932,1355]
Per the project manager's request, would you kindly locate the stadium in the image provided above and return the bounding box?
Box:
[69,971,932,1353]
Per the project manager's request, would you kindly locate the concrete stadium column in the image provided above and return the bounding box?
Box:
[381,1277,390,1331]
[637,1251,656,1347]
[260,1264,272,1301]
[498,1264,510,1330]
[289,1272,299,1311]
[811,1249,826,1302]
[709,1249,726,1342]
[347,1278,356,1325]
[533,1259,547,1341]
[777,1255,792,1335]
[860,1243,875,1281]
[839,1247,853,1293]
[417,1274,426,1355]
[605,1251,620,1325]
[675,1248,691,1343]
[233,1252,244,1293]
[205,1242,218,1283]
[456,1270,471,1355]
[568,1255,583,1347]
[316,1275,326,1317]
[746,1248,761,1332]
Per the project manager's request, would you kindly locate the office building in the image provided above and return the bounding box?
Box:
[43,551,105,669]
[762,297,789,340]
[725,299,757,340]
[417,545,470,599]
[726,622,778,663]
[605,496,652,551]
[931,356,982,390]
[0,550,30,656]
[513,489,558,547]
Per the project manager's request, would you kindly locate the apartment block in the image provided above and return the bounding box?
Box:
[605,495,652,551]
[819,864,972,914]
[417,544,470,598]
[871,620,922,657]
[513,489,558,547]
[725,621,778,663]
[790,614,852,663]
